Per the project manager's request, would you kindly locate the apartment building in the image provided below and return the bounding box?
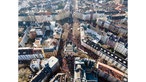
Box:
[80,26,127,74]
[64,41,74,56]
[30,59,41,72]
[18,48,45,62]
[103,21,111,29]
[95,62,128,82]
[114,38,128,57]
[81,39,127,74]
[19,26,31,47]
[30,56,60,82]
[106,34,119,48]
[97,19,127,37]
[74,57,98,82]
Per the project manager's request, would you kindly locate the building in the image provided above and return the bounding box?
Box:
[120,0,128,7]
[64,41,74,55]
[30,56,60,82]
[106,33,119,48]
[107,15,126,24]
[19,26,31,47]
[30,59,41,72]
[114,38,128,57]
[96,62,128,82]
[29,28,37,39]
[18,27,25,37]
[85,28,102,43]
[73,11,83,19]
[97,19,128,37]
[74,10,106,21]
[80,26,127,73]
[97,19,104,27]
[81,39,127,73]
[41,56,60,73]
[74,57,98,82]
[116,24,128,36]
[30,64,52,82]
[103,21,111,29]
[55,10,70,20]
[80,23,102,43]
[42,22,62,57]
[100,32,109,44]
[19,21,62,57]
[49,73,67,82]
[18,48,45,63]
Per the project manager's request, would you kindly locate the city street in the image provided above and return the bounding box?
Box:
[18,0,128,82]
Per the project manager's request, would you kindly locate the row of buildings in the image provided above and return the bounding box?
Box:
[97,19,128,57]
[73,0,127,21]
[18,21,63,63]
[97,19,127,36]
[19,0,71,22]
[74,57,127,82]
[95,62,127,82]
[19,10,71,22]
[30,56,60,82]
[80,24,128,74]
[74,57,98,82]
[18,48,45,62]
[80,23,128,57]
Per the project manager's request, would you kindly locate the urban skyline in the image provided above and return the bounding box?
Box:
[18,0,128,82]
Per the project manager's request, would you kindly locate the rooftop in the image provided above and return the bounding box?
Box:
[82,39,127,67]
[18,28,25,33]
[96,62,125,81]
[74,57,98,82]
[81,24,102,43]
[41,56,59,68]
[43,38,58,49]
[18,48,43,55]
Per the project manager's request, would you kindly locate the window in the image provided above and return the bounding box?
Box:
[115,63,118,66]
[119,59,122,61]
[23,51,26,54]
[112,60,114,63]
[111,54,113,56]
[123,61,126,64]
[115,56,117,59]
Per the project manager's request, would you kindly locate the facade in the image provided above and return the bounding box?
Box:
[56,10,70,20]
[73,11,83,19]
[19,26,31,47]
[106,34,119,48]
[19,10,70,22]
[64,41,74,55]
[19,21,62,58]
[30,59,41,72]
[115,42,126,54]
[18,48,45,62]
[49,73,66,82]
[80,26,127,74]
[96,62,128,82]
[43,22,62,57]
[74,11,105,21]
[114,41,128,57]
[74,57,98,82]
[85,28,102,43]
[103,21,111,29]
[30,56,60,82]
[100,33,109,44]
[97,19,104,27]
[41,56,60,73]
[81,39,128,74]
[18,0,128,82]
